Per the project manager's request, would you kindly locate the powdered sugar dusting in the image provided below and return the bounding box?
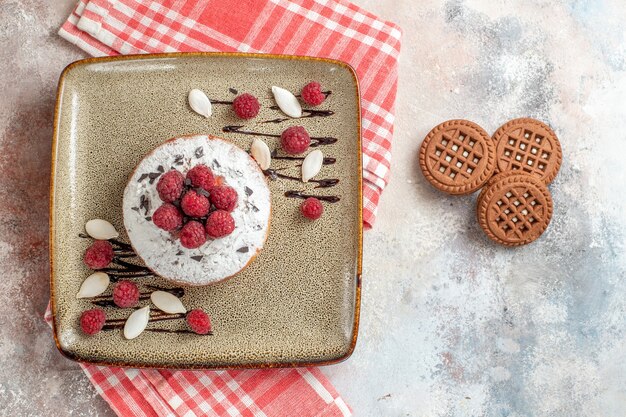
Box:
[123,135,270,285]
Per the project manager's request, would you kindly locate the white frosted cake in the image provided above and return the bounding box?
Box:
[123,135,271,285]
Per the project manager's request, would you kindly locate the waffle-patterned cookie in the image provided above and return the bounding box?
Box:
[419,120,496,195]
[492,118,562,185]
[477,171,553,246]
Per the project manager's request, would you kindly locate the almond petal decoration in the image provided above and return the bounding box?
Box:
[85,219,119,240]
[150,291,187,314]
[188,89,212,118]
[302,150,324,182]
[250,138,271,170]
[271,86,302,118]
[76,272,110,298]
[124,306,150,340]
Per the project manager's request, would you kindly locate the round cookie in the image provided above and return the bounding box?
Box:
[492,118,562,184]
[419,120,496,195]
[123,135,271,286]
[477,171,553,246]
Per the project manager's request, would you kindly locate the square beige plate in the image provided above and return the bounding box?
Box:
[50,53,362,368]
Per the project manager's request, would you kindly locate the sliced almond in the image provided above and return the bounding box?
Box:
[271,86,302,118]
[188,89,212,118]
[124,306,150,340]
[150,291,187,314]
[85,219,119,240]
[250,138,271,170]
[302,150,324,182]
[76,272,110,298]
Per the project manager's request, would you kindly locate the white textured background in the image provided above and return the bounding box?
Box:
[1,1,625,416]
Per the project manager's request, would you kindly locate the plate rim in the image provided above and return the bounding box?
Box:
[50,51,363,369]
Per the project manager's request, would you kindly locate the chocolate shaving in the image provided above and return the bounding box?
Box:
[213,159,221,168]
[176,250,184,256]
[194,147,204,158]
[140,195,151,215]
[148,172,162,184]
[145,216,152,221]
[191,255,204,262]
[131,207,140,212]
[251,205,259,212]
[157,165,164,173]
[196,188,210,198]
[229,87,238,95]
[174,155,184,165]
[244,186,253,196]
[138,173,149,182]
[237,247,249,253]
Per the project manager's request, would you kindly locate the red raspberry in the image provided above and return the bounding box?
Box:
[300,197,324,220]
[233,93,260,119]
[180,221,207,249]
[153,203,183,231]
[281,126,311,154]
[301,82,326,106]
[180,190,210,217]
[80,308,106,335]
[205,210,235,238]
[210,185,238,212]
[84,240,114,269]
[113,280,140,308]
[186,309,212,334]
[156,170,184,203]
[186,164,215,191]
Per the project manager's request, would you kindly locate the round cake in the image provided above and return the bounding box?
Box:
[123,135,271,285]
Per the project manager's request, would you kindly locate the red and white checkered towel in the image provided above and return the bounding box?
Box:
[45,308,350,417]
[59,0,401,228]
[54,1,401,415]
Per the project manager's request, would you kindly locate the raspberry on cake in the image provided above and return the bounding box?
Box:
[301,82,326,106]
[84,240,114,270]
[210,185,238,212]
[186,164,215,191]
[180,189,210,218]
[123,135,271,286]
[206,210,235,238]
[281,126,311,155]
[153,203,183,231]
[180,221,207,249]
[233,93,260,119]
[156,170,184,202]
